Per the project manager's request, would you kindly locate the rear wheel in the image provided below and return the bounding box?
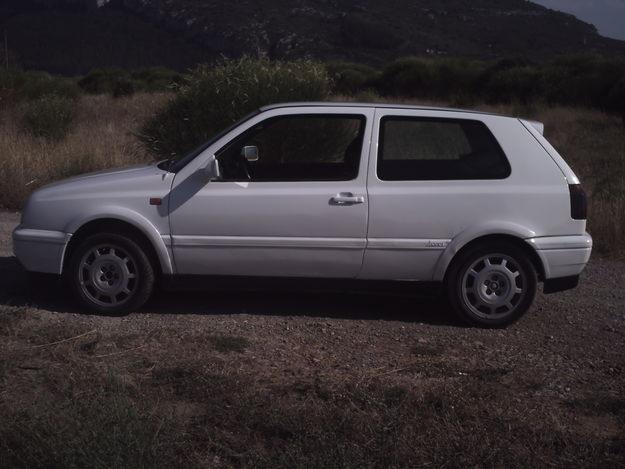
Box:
[66,233,155,314]
[446,241,537,327]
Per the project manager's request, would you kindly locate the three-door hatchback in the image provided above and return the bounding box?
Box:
[13,103,592,327]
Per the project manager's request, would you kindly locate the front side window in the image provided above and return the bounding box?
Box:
[216,114,366,182]
[378,117,511,181]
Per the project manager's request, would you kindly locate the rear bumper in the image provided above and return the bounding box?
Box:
[526,234,592,280]
[12,226,72,275]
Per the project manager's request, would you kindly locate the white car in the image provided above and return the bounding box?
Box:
[13,103,592,327]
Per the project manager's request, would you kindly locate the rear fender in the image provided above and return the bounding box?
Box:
[433,222,537,282]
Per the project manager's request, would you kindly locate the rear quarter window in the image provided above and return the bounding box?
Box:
[378,117,511,181]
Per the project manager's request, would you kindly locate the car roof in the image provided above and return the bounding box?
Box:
[259,102,504,117]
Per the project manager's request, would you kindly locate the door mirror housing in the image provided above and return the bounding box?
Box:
[241,145,259,162]
[203,155,222,181]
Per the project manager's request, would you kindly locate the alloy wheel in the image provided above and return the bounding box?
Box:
[461,254,526,320]
[78,244,138,307]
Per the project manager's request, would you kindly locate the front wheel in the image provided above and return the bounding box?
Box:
[446,242,537,328]
[66,233,155,314]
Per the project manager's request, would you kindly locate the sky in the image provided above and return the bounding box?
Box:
[532,0,625,40]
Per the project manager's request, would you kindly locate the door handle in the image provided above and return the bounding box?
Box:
[330,192,365,206]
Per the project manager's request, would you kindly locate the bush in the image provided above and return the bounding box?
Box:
[377,58,435,97]
[607,77,625,123]
[20,95,76,141]
[429,59,482,99]
[542,56,625,108]
[326,62,379,95]
[482,66,544,104]
[79,67,182,97]
[353,88,383,102]
[0,69,25,104]
[0,69,80,104]
[20,71,81,101]
[130,67,182,92]
[112,78,136,98]
[78,68,129,95]
[140,57,331,159]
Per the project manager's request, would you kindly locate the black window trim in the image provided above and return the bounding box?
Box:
[214,113,368,183]
[377,115,512,182]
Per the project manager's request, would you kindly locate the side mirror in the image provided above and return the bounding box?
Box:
[203,155,222,181]
[241,145,259,162]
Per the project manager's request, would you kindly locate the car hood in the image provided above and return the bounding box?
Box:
[41,162,164,190]
[22,162,175,231]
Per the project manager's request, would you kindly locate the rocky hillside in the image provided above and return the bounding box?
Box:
[2,0,624,74]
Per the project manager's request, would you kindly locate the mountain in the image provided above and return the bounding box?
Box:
[2,0,624,75]
[0,0,210,74]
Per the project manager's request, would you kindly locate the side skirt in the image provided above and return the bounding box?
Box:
[161,275,443,298]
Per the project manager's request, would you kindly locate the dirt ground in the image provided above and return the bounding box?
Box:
[1,210,624,468]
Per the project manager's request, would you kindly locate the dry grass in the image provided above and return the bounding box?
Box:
[1,305,624,468]
[0,93,170,209]
[1,93,623,254]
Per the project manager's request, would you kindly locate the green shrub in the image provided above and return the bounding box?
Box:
[483,66,544,104]
[326,62,379,95]
[20,71,81,101]
[140,57,331,159]
[372,54,625,113]
[20,95,76,141]
[0,69,80,103]
[353,88,383,102]
[377,58,435,97]
[0,69,24,104]
[79,67,182,97]
[429,58,482,99]
[0,69,26,92]
[130,67,182,92]
[112,78,136,98]
[607,77,625,124]
[542,56,625,108]
[78,68,129,95]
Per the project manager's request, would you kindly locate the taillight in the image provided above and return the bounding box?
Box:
[569,184,587,220]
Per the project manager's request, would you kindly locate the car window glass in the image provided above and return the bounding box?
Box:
[216,114,365,182]
[378,117,510,181]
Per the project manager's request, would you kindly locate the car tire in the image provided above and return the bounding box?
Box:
[66,233,155,314]
[446,241,537,328]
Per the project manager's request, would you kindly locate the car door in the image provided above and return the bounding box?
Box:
[168,106,374,278]
[361,108,513,281]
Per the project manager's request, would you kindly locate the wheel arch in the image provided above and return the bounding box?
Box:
[435,230,546,284]
[63,214,173,276]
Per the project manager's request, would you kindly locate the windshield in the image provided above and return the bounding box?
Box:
[163,110,261,173]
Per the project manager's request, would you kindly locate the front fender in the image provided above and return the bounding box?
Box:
[65,206,174,275]
[432,222,538,282]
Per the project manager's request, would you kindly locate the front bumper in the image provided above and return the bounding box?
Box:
[12,226,72,275]
[526,234,593,280]
[543,275,579,294]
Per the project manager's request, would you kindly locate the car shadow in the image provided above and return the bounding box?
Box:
[0,256,460,326]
